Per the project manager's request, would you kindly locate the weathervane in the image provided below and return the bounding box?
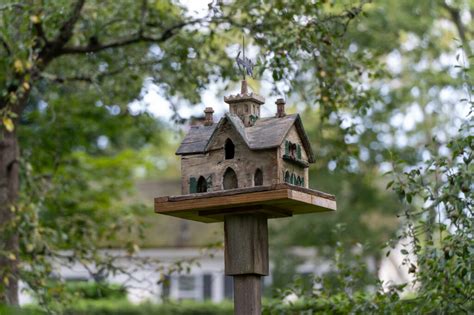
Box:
[236,37,254,79]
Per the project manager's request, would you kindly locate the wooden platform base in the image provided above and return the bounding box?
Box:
[154,184,336,223]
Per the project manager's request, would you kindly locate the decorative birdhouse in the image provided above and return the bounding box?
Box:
[155,79,336,223]
[176,80,314,196]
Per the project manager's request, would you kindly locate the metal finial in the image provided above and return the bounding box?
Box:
[236,36,254,80]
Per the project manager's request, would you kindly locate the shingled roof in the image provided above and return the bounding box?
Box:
[176,113,315,163]
[175,124,218,155]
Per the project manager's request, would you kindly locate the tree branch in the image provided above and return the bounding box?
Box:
[32,20,49,49]
[0,36,11,56]
[0,3,24,11]
[441,2,472,56]
[58,19,203,55]
[41,60,162,83]
[139,0,148,36]
[39,0,86,63]
[50,0,86,48]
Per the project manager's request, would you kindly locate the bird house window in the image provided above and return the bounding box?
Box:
[290,143,297,159]
[254,168,263,186]
[197,176,207,193]
[223,167,238,190]
[290,173,296,185]
[225,138,235,159]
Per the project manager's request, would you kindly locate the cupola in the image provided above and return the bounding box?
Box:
[224,80,265,127]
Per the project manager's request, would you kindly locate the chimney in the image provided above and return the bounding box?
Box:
[275,98,286,117]
[204,107,214,126]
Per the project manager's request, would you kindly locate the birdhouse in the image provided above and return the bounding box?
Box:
[155,80,336,222]
[176,81,314,196]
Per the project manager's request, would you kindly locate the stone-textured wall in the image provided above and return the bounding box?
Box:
[180,121,311,194]
[229,101,261,127]
[181,119,278,194]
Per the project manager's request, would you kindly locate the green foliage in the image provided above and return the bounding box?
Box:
[15,300,233,315]
[61,282,126,301]
[269,0,473,298]
[265,230,408,314]
[385,79,473,313]
[64,300,233,315]
[268,3,473,310]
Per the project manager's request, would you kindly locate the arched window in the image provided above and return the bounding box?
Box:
[254,169,263,186]
[224,138,235,160]
[284,171,290,183]
[197,176,207,193]
[223,167,238,190]
[290,173,296,185]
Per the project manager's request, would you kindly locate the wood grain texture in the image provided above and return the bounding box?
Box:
[154,184,336,223]
[233,275,262,315]
[224,214,269,276]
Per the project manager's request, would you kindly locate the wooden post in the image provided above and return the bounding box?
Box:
[224,214,268,315]
[234,275,261,315]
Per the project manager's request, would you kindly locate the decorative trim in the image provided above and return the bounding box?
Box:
[282,154,309,168]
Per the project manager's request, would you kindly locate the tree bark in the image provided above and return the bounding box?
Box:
[0,129,20,305]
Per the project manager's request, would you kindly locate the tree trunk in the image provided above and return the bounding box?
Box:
[0,129,20,305]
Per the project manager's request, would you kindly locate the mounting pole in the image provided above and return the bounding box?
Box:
[224,213,268,315]
[242,36,246,80]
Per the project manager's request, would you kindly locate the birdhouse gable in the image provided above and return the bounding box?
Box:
[279,115,315,164]
[205,114,249,152]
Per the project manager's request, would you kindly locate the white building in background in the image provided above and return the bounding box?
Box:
[19,246,410,305]
[20,248,235,305]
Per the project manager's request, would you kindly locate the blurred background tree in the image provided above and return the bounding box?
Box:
[0,0,365,307]
[264,0,472,292]
[0,0,472,312]
[0,0,236,306]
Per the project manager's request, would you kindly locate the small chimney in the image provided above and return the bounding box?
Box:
[204,107,214,126]
[275,98,286,118]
